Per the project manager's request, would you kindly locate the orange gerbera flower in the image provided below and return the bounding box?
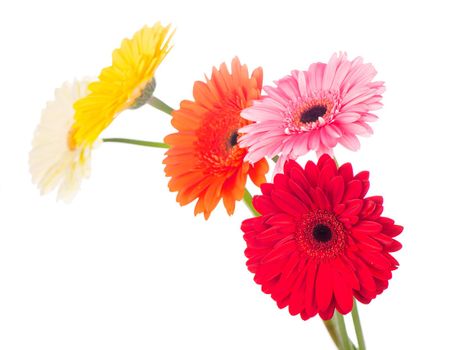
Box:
[164,58,269,219]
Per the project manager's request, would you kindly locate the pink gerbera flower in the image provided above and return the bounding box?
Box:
[239,53,385,169]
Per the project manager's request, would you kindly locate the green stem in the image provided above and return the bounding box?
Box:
[323,317,342,349]
[102,138,169,149]
[243,188,259,217]
[148,96,174,115]
[335,312,351,350]
[351,300,366,350]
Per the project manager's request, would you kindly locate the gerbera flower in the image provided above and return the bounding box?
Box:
[69,22,173,148]
[239,53,385,169]
[164,58,269,219]
[29,79,94,201]
[242,154,402,320]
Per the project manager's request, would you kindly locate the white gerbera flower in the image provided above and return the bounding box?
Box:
[29,79,97,202]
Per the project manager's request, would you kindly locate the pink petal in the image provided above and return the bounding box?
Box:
[241,105,282,122]
[322,53,339,91]
[277,75,300,101]
[263,86,290,107]
[292,70,309,99]
[292,136,310,157]
[335,112,361,123]
[308,131,320,150]
[339,134,361,151]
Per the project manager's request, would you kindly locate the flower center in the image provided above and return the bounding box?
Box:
[67,126,77,151]
[283,94,340,134]
[296,209,346,260]
[228,131,239,147]
[300,105,328,123]
[313,223,332,242]
[196,107,247,175]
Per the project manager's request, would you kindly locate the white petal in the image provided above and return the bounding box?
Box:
[29,79,95,202]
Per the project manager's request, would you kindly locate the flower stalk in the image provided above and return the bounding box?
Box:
[243,188,259,216]
[351,300,366,350]
[148,96,174,115]
[103,138,169,149]
[323,316,343,349]
[335,312,351,350]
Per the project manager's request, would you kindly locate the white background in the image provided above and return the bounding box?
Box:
[0,0,447,349]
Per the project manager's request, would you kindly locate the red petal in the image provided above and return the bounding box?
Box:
[241,217,266,236]
[369,205,384,219]
[316,262,333,312]
[333,269,354,315]
[354,266,376,294]
[253,195,278,215]
[371,232,393,245]
[338,162,354,182]
[288,262,309,316]
[305,160,319,186]
[342,199,363,216]
[318,163,337,191]
[383,223,403,237]
[357,237,383,252]
[360,199,376,218]
[260,183,274,196]
[272,253,302,301]
[273,173,290,192]
[319,301,336,320]
[304,262,319,316]
[256,263,285,283]
[360,251,391,270]
[355,170,370,197]
[343,180,363,201]
[272,190,309,216]
[261,238,296,264]
[310,187,331,210]
[353,220,383,235]
[388,240,402,252]
[284,159,301,177]
[257,227,285,241]
[317,153,334,169]
[366,195,383,205]
[333,203,346,215]
[266,213,295,226]
[290,167,312,191]
[355,170,369,182]
[288,178,314,207]
[329,175,345,206]
[385,254,399,267]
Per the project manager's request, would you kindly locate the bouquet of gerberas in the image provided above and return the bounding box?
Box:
[30,22,403,350]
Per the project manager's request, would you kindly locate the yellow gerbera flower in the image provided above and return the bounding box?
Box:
[70,22,174,148]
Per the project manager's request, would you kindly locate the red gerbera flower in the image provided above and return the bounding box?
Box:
[242,154,402,320]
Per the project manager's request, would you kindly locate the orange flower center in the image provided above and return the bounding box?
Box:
[67,127,77,151]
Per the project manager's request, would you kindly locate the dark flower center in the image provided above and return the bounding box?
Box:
[313,224,332,243]
[300,105,327,123]
[229,131,239,147]
[295,209,346,260]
